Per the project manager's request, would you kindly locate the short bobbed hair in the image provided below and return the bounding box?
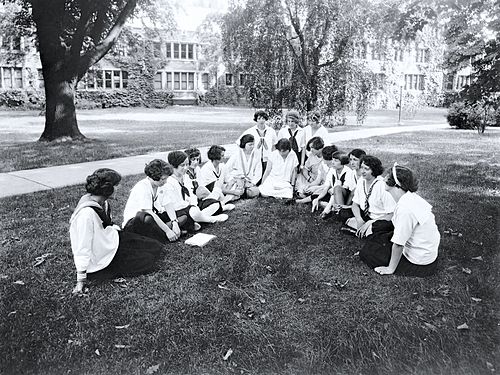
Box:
[386,164,419,192]
[184,148,201,165]
[275,138,291,152]
[321,145,339,161]
[240,134,255,148]
[145,159,172,181]
[253,110,269,122]
[332,151,350,165]
[348,148,366,159]
[85,168,122,197]
[167,151,188,169]
[306,136,324,151]
[286,110,300,122]
[360,155,384,177]
[207,145,226,161]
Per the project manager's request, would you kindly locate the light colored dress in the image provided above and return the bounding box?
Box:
[259,150,299,198]
[224,148,262,187]
[295,153,324,195]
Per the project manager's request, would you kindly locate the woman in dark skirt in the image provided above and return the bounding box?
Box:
[359,163,440,277]
[69,169,163,294]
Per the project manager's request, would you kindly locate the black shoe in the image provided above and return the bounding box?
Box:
[340,224,357,235]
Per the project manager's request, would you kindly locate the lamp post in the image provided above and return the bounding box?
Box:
[397,75,405,125]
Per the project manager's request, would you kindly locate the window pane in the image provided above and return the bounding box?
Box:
[226,73,233,86]
[113,70,121,88]
[181,44,187,59]
[105,70,112,88]
[96,70,103,88]
[166,72,172,89]
[202,73,209,90]
[1,37,10,49]
[154,72,162,89]
[122,71,128,88]
[188,73,194,90]
[166,43,172,58]
[181,72,187,90]
[188,44,194,59]
[3,68,12,88]
[174,72,180,90]
[153,42,161,57]
[173,43,179,58]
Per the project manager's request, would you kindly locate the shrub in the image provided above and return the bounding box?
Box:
[446,101,483,129]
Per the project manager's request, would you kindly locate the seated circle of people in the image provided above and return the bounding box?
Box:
[158,150,230,232]
[236,109,277,182]
[197,145,242,203]
[224,134,262,199]
[70,168,164,294]
[259,138,299,199]
[359,163,440,277]
[69,109,440,288]
[295,136,326,203]
[122,159,182,244]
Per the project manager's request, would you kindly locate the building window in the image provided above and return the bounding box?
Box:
[0,67,23,89]
[455,75,470,90]
[168,43,194,60]
[166,43,172,58]
[12,37,21,51]
[37,69,44,89]
[404,74,425,90]
[173,43,180,59]
[394,49,404,62]
[225,73,233,86]
[188,44,194,59]
[416,48,430,63]
[202,73,209,90]
[353,42,367,59]
[239,73,246,87]
[155,71,195,91]
[80,69,128,90]
[166,72,172,90]
[154,72,163,89]
[373,73,385,90]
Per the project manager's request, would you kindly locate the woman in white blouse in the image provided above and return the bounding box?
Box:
[70,169,163,294]
[361,163,440,277]
[224,134,262,199]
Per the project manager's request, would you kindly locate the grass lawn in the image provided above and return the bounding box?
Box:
[1,129,498,374]
[0,107,447,173]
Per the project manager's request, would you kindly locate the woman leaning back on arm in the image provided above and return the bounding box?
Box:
[70,169,163,294]
[360,163,440,277]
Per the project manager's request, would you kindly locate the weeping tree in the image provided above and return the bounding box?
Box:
[221,0,376,114]
[7,0,172,141]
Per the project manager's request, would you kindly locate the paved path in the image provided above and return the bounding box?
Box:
[0,123,447,198]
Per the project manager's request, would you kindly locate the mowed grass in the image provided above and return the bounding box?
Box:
[0,129,499,374]
[0,107,447,173]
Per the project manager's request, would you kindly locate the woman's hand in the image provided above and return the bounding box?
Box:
[166,229,179,242]
[320,205,332,218]
[171,221,181,237]
[374,266,395,275]
[356,220,374,238]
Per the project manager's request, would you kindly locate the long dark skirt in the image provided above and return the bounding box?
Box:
[359,220,437,277]
[88,231,163,280]
[123,211,168,243]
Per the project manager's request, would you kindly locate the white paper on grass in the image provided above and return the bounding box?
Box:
[185,233,216,247]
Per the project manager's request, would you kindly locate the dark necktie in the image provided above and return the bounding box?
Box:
[288,128,299,153]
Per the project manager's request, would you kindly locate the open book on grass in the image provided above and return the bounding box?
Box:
[185,233,217,247]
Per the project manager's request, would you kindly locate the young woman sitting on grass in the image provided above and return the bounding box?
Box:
[259,138,299,199]
[343,155,396,237]
[159,151,228,232]
[295,136,326,203]
[224,134,262,199]
[70,168,163,294]
[197,145,242,203]
[309,145,338,211]
[360,163,440,277]
[316,151,357,219]
[348,148,367,183]
[122,159,181,244]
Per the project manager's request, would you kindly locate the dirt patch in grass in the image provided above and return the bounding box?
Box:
[0,130,498,374]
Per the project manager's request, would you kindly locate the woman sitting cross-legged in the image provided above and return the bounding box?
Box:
[224,134,262,199]
[159,151,228,232]
[316,151,357,219]
[122,159,181,244]
[360,163,440,277]
[295,136,326,203]
[70,169,164,294]
[259,138,299,199]
[197,145,242,203]
[342,155,396,236]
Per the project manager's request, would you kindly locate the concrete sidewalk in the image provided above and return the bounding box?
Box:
[0,123,447,198]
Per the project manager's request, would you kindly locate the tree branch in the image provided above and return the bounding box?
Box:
[70,0,94,70]
[79,0,138,79]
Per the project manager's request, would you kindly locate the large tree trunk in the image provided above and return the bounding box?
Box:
[39,76,84,141]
